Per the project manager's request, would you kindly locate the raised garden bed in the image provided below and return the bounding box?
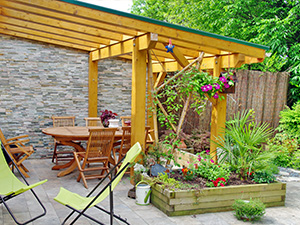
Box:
[144,176,286,216]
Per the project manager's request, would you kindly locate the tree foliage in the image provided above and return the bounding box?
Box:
[131,0,300,105]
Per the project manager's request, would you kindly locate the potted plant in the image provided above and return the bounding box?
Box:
[232,199,266,222]
[100,109,118,127]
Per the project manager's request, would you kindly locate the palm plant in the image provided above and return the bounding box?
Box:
[215,110,275,179]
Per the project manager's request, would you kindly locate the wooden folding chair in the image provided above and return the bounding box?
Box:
[51,116,76,164]
[145,126,155,154]
[120,116,131,126]
[74,127,117,188]
[84,117,104,127]
[0,128,34,178]
[113,126,131,172]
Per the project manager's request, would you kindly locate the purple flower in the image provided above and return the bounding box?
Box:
[201,85,208,92]
[206,84,212,91]
[219,76,227,83]
[210,159,214,163]
[213,93,219,99]
[224,83,230,88]
[214,83,220,90]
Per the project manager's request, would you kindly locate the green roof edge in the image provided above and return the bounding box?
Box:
[61,0,269,51]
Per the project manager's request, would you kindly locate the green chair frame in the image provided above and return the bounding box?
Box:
[54,142,142,225]
[0,142,47,225]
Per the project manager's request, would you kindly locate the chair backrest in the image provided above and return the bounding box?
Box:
[90,142,142,207]
[0,128,9,147]
[85,128,117,158]
[0,129,14,156]
[52,116,75,127]
[145,126,154,149]
[119,126,131,156]
[84,117,103,127]
[0,143,25,195]
[120,116,131,126]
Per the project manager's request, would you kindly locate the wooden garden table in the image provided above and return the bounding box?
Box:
[42,126,122,177]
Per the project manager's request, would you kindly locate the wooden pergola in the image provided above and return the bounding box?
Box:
[0,0,268,156]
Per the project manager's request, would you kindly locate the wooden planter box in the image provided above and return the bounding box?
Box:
[145,177,286,216]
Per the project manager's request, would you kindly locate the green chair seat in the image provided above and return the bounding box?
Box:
[54,142,142,224]
[0,142,47,225]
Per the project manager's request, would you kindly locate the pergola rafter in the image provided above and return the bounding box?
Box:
[0,0,269,156]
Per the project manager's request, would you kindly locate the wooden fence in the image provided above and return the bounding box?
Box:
[182,70,289,134]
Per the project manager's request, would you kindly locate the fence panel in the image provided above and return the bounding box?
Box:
[182,70,289,134]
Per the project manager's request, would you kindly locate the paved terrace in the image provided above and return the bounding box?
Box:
[1,159,300,225]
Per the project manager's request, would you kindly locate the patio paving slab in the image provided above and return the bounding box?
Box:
[1,158,300,225]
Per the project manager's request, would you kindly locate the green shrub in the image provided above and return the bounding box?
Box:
[232,199,266,222]
[215,110,275,179]
[276,101,300,143]
[273,149,292,167]
[252,171,276,183]
[191,151,231,187]
[290,151,300,170]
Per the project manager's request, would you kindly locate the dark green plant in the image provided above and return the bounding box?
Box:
[191,151,231,187]
[290,151,300,170]
[232,199,266,222]
[216,110,275,179]
[252,171,276,184]
[151,172,181,190]
[273,149,292,167]
[276,101,300,142]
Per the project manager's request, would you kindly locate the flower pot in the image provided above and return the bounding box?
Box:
[108,119,119,128]
[221,85,235,94]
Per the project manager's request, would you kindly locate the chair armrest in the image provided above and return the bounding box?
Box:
[7,139,30,146]
[6,135,29,142]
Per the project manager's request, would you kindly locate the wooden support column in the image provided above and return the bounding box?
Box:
[88,52,98,117]
[210,56,227,163]
[131,38,147,152]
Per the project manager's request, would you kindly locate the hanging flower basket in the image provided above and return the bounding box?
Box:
[219,71,237,94]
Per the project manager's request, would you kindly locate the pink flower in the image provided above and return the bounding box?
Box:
[213,93,219,99]
[220,183,224,187]
[210,159,214,163]
[198,156,201,161]
[219,76,227,83]
[214,83,220,90]
[201,85,208,92]
[224,83,230,88]
[206,84,212,91]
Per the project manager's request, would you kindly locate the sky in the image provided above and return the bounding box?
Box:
[77,0,133,12]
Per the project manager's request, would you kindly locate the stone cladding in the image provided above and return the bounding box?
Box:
[0,34,132,158]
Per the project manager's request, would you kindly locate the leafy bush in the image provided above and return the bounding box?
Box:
[252,171,276,184]
[290,151,300,170]
[273,149,292,167]
[276,101,300,143]
[215,110,275,179]
[191,152,231,187]
[232,199,266,222]
[268,136,298,168]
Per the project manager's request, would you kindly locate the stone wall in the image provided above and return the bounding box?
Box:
[0,34,132,158]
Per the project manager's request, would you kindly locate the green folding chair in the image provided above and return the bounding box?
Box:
[54,142,142,225]
[0,142,48,225]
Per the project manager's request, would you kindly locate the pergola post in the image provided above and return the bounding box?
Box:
[210,56,227,163]
[88,52,98,117]
[131,38,147,152]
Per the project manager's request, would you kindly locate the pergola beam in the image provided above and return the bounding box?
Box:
[152,54,262,72]
[91,33,158,61]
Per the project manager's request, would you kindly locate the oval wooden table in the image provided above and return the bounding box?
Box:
[42,126,122,177]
